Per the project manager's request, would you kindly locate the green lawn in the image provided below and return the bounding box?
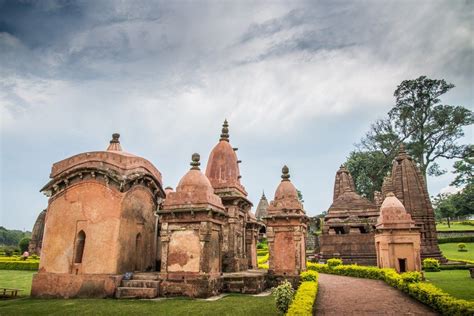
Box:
[425,270,474,301]
[0,270,34,296]
[0,270,278,315]
[436,222,474,231]
[439,242,474,261]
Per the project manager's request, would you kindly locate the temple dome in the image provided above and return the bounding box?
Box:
[267,166,304,214]
[377,192,416,229]
[205,120,246,195]
[163,153,224,209]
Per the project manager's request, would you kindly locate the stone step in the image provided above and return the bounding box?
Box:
[116,287,158,299]
[121,280,160,288]
[131,273,160,281]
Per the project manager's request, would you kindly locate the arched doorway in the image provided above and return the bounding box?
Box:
[74,230,86,264]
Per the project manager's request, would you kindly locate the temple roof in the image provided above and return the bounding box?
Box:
[376,192,417,229]
[41,134,164,195]
[205,120,247,196]
[162,153,225,210]
[333,165,356,201]
[267,166,305,215]
[255,191,269,220]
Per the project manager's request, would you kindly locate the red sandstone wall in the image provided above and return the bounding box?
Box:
[40,182,122,274]
[117,186,157,273]
[273,232,296,273]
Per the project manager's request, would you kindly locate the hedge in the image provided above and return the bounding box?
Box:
[440,264,474,270]
[257,249,269,256]
[286,272,319,316]
[307,262,474,315]
[438,236,474,244]
[258,253,269,265]
[258,263,268,269]
[0,261,39,270]
[445,258,474,265]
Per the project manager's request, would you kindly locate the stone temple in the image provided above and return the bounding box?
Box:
[319,166,379,265]
[31,121,306,299]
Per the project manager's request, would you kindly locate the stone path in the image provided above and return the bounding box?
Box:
[314,274,438,315]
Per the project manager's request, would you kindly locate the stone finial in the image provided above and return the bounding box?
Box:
[262,190,266,199]
[107,133,123,151]
[396,143,410,161]
[190,153,201,170]
[220,119,229,141]
[281,165,290,181]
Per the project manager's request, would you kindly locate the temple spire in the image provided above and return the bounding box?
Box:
[261,190,266,199]
[106,133,122,151]
[219,119,229,142]
[190,153,201,170]
[281,165,290,181]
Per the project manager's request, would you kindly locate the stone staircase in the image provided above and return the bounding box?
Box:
[116,273,160,299]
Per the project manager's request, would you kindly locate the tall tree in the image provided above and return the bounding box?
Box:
[349,76,472,198]
[451,145,473,187]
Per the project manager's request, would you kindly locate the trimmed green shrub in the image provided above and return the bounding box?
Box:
[272,280,294,314]
[438,236,474,244]
[439,264,474,270]
[287,281,318,316]
[327,258,342,268]
[0,261,39,270]
[300,270,319,282]
[18,237,31,253]
[257,249,269,256]
[258,263,268,269]
[423,258,440,272]
[4,248,13,257]
[258,253,269,264]
[457,243,467,252]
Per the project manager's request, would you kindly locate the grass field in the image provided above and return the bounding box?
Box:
[436,222,474,231]
[439,242,474,261]
[0,270,278,315]
[425,270,474,301]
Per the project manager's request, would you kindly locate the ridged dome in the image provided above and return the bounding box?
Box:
[267,166,304,214]
[163,153,224,209]
[205,120,246,195]
[377,192,416,229]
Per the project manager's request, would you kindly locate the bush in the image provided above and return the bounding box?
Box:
[258,263,268,269]
[257,249,269,256]
[258,253,269,265]
[457,243,468,252]
[327,258,342,268]
[272,280,294,314]
[4,248,13,257]
[18,237,31,253]
[439,264,474,270]
[438,236,474,244]
[459,220,474,226]
[423,258,440,272]
[300,270,319,282]
[287,280,318,316]
[0,261,39,270]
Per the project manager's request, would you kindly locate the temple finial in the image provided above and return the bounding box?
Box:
[190,153,201,170]
[262,190,266,199]
[220,119,229,141]
[107,133,122,151]
[281,165,290,181]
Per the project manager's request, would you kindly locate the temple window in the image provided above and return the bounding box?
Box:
[334,227,346,234]
[74,230,86,264]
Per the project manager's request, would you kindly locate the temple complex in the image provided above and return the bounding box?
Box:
[32,134,165,298]
[266,166,308,286]
[28,209,47,255]
[205,120,259,272]
[382,145,444,261]
[375,193,422,273]
[319,166,379,265]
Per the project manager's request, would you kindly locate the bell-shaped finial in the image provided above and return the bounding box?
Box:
[220,119,229,141]
[107,133,122,151]
[190,153,201,170]
[281,165,290,181]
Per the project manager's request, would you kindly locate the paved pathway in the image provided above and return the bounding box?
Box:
[314,273,438,315]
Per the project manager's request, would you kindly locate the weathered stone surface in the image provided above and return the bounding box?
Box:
[255,192,269,221]
[385,145,444,261]
[319,166,379,265]
[32,134,165,298]
[29,209,47,255]
[222,270,267,294]
[265,166,307,281]
[375,193,422,272]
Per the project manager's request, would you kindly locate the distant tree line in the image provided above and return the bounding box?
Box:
[0,226,31,247]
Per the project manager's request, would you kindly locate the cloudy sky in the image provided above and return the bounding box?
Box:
[0,0,472,230]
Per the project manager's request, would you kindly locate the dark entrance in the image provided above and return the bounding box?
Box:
[398,258,407,273]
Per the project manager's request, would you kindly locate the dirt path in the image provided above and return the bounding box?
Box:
[314,273,438,315]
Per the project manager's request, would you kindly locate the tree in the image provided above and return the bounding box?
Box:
[451,145,473,187]
[359,76,472,181]
[296,189,304,203]
[345,150,391,199]
[433,184,474,225]
[18,237,31,253]
[350,76,472,198]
